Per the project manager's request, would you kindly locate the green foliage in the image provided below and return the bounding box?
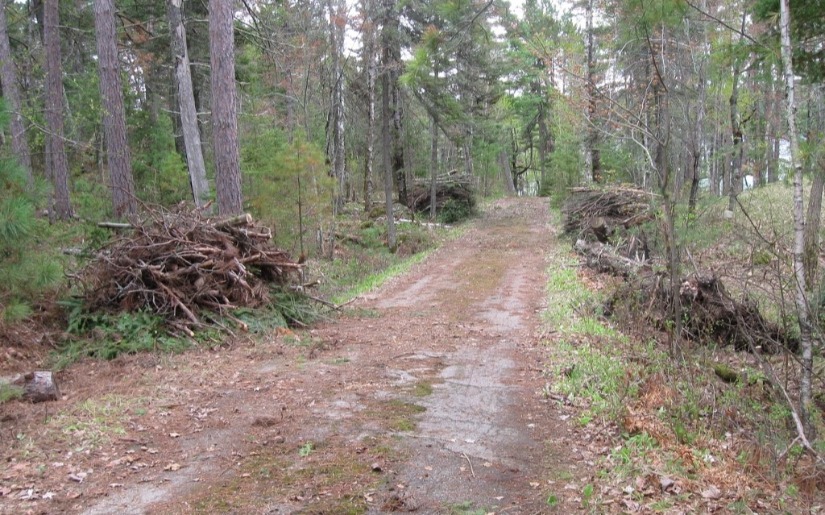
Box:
[130,111,191,205]
[298,442,314,457]
[554,340,630,421]
[72,177,112,220]
[55,301,189,368]
[0,382,24,403]
[438,198,474,224]
[542,121,584,202]
[243,132,333,254]
[232,306,288,334]
[270,290,326,327]
[0,103,65,320]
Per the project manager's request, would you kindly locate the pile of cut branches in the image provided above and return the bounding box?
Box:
[406,182,475,215]
[563,186,655,240]
[75,209,301,334]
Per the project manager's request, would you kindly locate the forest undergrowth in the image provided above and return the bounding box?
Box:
[543,198,824,513]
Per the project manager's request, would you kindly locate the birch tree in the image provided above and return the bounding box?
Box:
[779,0,815,441]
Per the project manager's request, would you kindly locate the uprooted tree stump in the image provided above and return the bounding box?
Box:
[74,208,302,334]
[575,238,795,354]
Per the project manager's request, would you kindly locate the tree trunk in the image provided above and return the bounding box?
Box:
[430,114,438,219]
[362,0,375,214]
[537,92,549,194]
[499,150,515,196]
[381,0,396,252]
[391,70,406,206]
[209,0,243,215]
[44,0,72,220]
[168,0,210,208]
[803,155,824,290]
[328,0,346,212]
[0,4,32,186]
[727,14,746,213]
[95,0,136,217]
[585,0,601,183]
[780,0,815,441]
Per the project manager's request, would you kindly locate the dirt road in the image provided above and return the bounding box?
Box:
[1,197,584,514]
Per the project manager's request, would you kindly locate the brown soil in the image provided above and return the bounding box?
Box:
[0,197,589,514]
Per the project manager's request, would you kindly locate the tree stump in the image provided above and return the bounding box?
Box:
[13,371,60,403]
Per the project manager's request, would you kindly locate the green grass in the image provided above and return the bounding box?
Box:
[50,394,140,449]
[411,381,434,397]
[447,501,488,515]
[329,250,433,305]
[0,382,24,403]
[552,340,632,423]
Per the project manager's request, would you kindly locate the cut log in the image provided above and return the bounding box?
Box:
[12,371,60,403]
[574,239,647,276]
[214,213,253,228]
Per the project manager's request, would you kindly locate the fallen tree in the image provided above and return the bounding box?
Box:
[575,238,796,353]
[74,208,302,333]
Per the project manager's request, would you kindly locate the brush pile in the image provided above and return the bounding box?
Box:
[76,209,301,333]
[563,186,654,240]
[407,175,475,215]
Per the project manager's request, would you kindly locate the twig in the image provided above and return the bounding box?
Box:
[461,452,475,478]
[98,221,133,230]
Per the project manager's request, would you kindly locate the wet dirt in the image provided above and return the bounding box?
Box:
[0,197,587,514]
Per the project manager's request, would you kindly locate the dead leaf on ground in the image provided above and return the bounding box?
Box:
[701,485,722,499]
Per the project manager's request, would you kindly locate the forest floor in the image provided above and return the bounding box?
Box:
[1,197,596,514]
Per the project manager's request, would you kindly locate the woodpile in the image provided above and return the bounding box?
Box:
[75,208,301,333]
[406,181,475,215]
[563,186,654,241]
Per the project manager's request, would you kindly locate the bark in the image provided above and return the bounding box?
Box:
[328,0,346,211]
[362,0,375,213]
[0,4,32,186]
[767,78,780,184]
[585,0,601,183]
[381,0,396,252]
[43,0,72,220]
[780,0,815,440]
[727,14,746,213]
[95,0,136,217]
[430,114,438,219]
[803,153,824,290]
[709,129,720,196]
[536,81,549,194]
[499,150,516,195]
[727,63,743,210]
[209,0,243,215]
[391,70,406,206]
[168,0,210,208]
